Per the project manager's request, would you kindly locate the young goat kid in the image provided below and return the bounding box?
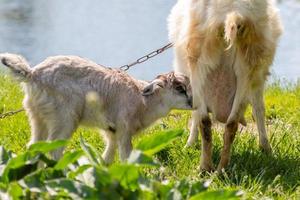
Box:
[168,0,283,171]
[0,54,193,163]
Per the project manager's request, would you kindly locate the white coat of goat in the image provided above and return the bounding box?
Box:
[0,54,193,163]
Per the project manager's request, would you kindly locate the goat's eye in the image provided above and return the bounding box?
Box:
[175,86,186,94]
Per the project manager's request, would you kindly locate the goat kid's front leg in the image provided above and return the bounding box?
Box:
[47,122,76,160]
[117,132,133,162]
[217,121,238,172]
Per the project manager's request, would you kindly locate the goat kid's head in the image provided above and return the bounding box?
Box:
[142,72,193,110]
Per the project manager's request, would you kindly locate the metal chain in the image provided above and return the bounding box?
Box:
[119,42,173,71]
[0,108,24,119]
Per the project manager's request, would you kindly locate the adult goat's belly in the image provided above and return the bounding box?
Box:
[203,57,237,123]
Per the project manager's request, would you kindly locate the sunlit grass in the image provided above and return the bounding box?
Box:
[0,74,299,199]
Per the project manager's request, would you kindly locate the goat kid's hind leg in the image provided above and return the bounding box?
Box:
[102,130,117,165]
[27,111,48,147]
[185,111,200,147]
[251,86,271,153]
[217,121,238,172]
[199,117,215,171]
[23,96,48,147]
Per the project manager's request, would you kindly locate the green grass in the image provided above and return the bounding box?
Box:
[0,74,299,199]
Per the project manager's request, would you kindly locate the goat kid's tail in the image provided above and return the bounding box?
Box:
[0,53,32,80]
[224,12,243,50]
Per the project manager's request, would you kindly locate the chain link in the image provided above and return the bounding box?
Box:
[119,43,173,71]
[0,108,24,119]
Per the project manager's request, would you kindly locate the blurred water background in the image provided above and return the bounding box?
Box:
[0,0,299,81]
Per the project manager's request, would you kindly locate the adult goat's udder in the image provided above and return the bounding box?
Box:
[204,62,237,123]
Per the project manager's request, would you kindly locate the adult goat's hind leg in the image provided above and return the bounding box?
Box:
[217,121,238,172]
[220,67,247,171]
[227,70,248,124]
[251,86,271,153]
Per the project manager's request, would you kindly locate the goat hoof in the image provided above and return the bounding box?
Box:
[216,165,226,174]
[200,163,215,172]
[216,160,229,173]
[260,144,272,154]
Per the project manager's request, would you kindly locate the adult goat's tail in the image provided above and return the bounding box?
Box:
[0,53,32,80]
[224,12,244,50]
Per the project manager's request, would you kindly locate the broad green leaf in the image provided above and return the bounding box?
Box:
[151,180,174,199]
[189,189,243,200]
[54,150,84,170]
[45,178,98,199]
[139,190,156,200]
[93,166,112,188]
[80,135,103,166]
[8,182,24,200]
[1,151,41,183]
[71,166,96,188]
[136,129,184,155]
[75,166,112,189]
[19,168,64,193]
[0,182,7,190]
[0,146,11,165]
[173,179,207,199]
[174,179,191,199]
[28,140,68,153]
[67,164,92,179]
[109,164,139,191]
[38,154,56,167]
[188,181,208,198]
[127,150,159,167]
[0,146,13,178]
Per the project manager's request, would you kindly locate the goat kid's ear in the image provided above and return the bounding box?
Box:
[142,81,164,96]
